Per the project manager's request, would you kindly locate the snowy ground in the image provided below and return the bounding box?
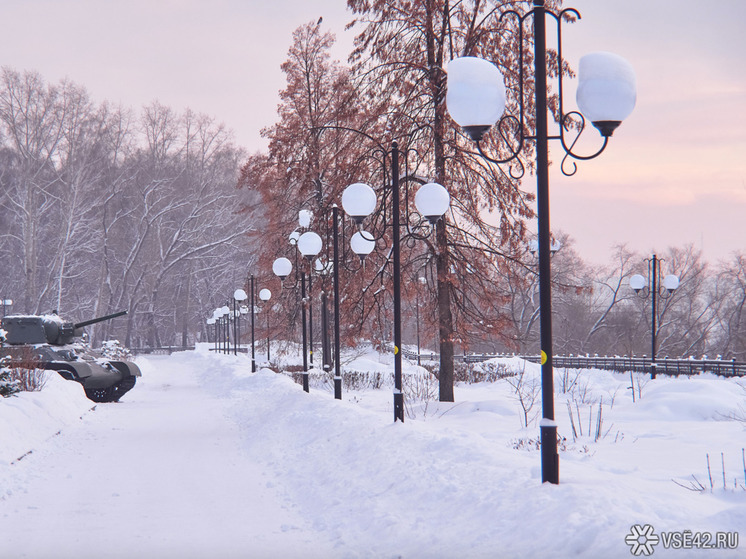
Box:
[1,345,745,558]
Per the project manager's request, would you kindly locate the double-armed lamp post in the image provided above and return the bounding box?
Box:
[446,0,636,483]
[233,289,248,356]
[342,159,450,422]
[630,255,680,379]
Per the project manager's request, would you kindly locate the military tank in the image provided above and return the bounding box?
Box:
[0,310,141,403]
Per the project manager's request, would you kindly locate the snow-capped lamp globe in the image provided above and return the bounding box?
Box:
[414,182,450,224]
[663,274,680,294]
[272,257,293,280]
[234,289,248,302]
[446,56,506,142]
[446,51,636,141]
[350,230,375,261]
[289,230,301,246]
[576,52,637,137]
[629,274,646,293]
[258,288,271,302]
[315,258,333,276]
[342,182,377,224]
[298,209,312,229]
[297,231,322,260]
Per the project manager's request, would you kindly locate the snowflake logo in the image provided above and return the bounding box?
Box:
[625,524,660,556]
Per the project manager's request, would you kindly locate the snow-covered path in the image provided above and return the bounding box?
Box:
[2,348,745,558]
[1,357,335,559]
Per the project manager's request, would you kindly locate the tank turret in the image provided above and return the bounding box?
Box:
[1,310,140,403]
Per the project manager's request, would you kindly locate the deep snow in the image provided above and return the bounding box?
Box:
[1,346,745,558]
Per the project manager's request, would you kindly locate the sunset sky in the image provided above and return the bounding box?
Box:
[2,0,744,266]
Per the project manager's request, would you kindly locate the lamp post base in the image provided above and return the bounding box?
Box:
[394,391,404,423]
[334,376,342,400]
[302,371,309,393]
[540,424,559,484]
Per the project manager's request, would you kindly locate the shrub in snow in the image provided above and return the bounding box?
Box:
[0,349,47,395]
[0,357,21,397]
[99,340,132,360]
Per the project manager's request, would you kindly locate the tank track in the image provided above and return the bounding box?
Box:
[84,376,137,403]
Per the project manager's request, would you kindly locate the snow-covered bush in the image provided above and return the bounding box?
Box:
[0,344,49,394]
[99,340,132,360]
[0,357,21,397]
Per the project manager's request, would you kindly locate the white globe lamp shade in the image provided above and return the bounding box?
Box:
[220,305,230,316]
[206,318,215,325]
[272,257,293,279]
[314,258,333,275]
[297,231,323,258]
[298,209,312,229]
[259,288,272,302]
[415,182,450,223]
[350,231,375,259]
[663,274,680,292]
[629,274,646,292]
[576,51,636,137]
[289,231,301,246]
[212,308,222,320]
[342,183,377,223]
[528,240,539,256]
[550,239,562,254]
[446,56,506,142]
[234,289,248,302]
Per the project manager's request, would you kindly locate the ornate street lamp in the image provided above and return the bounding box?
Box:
[446,0,636,484]
[233,289,248,356]
[297,230,323,386]
[206,317,217,351]
[415,276,427,366]
[249,275,257,371]
[630,255,680,379]
[259,288,272,364]
[342,155,449,422]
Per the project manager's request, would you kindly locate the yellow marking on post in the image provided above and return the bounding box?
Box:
[541,350,547,365]
[394,346,399,355]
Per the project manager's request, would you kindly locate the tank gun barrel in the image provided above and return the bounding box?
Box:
[74,310,128,329]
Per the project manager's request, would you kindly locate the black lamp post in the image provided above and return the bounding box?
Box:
[250,275,256,371]
[298,230,323,385]
[324,204,375,401]
[415,276,427,366]
[216,304,230,354]
[273,253,311,390]
[259,288,272,364]
[341,145,450,422]
[207,316,217,351]
[446,0,636,484]
[233,289,247,356]
[630,255,680,379]
[273,224,313,392]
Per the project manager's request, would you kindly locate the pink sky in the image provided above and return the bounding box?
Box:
[2,0,743,265]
